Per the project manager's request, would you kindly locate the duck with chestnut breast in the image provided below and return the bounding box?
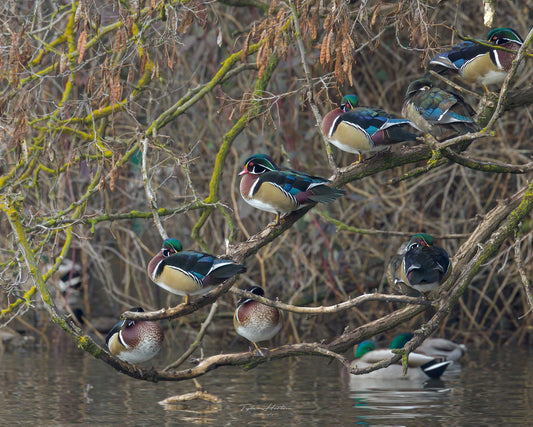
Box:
[429,28,524,88]
[239,154,345,226]
[321,94,420,163]
[234,286,283,354]
[147,238,246,304]
[106,307,164,364]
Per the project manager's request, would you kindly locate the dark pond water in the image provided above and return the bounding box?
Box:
[1,339,533,426]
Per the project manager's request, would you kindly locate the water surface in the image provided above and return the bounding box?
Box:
[1,341,532,425]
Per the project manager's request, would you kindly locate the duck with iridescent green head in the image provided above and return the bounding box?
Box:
[388,233,451,296]
[147,238,246,304]
[429,28,524,87]
[239,154,345,226]
[321,94,420,163]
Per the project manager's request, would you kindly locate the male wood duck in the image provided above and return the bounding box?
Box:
[350,339,452,381]
[429,28,524,87]
[402,78,479,140]
[105,307,164,364]
[239,154,345,225]
[394,332,466,362]
[321,94,420,162]
[147,238,246,304]
[233,286,283,353]
[388,233,451,296]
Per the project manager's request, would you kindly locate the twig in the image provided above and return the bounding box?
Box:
[163,301,219,371]
[288,0,337,172]
[514,231,533,315]
[141,136,168,240]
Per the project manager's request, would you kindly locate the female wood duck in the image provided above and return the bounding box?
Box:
[402,78,479,140]
[321,94,420,162]
[393,332,466,362]
[233,286,283,353]
[388,233,451,296]
[429,28,524,87]
[147,238,246,304]
[105,307,164,364]
[350,338,452,381]
[239,154,345,225]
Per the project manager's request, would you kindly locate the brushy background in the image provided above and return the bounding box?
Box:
[1,0,532,351]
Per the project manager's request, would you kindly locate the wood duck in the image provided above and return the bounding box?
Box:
[388,233,451,296]
[321,94,420,162]
[147,238,246,304]
[402,78,479,140]
[429,28,524,87]
[239,154,345,225]
[105,307,164,364]
[233,286,283,353]
[350,339,452,381]
[394,332,466,362]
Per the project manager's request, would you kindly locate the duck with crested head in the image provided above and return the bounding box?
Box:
[233,286,283,354]
[105,307,164,364]
[429,28,524,88]
[403,78,480,140]
[321,94,420,163]
[388,233,451,296]
[239,154,345,226]
[147,238,246,304]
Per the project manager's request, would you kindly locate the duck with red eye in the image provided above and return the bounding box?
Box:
[321,94,420,163]
[389,233,451,296]
[147,238,246,304]
[239,154,345,226]
[429,27,524,88]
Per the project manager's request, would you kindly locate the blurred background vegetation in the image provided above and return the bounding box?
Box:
[1,0,532,355]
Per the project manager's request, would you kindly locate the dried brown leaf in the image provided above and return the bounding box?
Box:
[310,13,318,40]
[371,4,381,28]
[334,48,343,85]
[109,77,122,105]
[241,31,250,62]
[127,66,134,85]
[268,0,276,15]
[320,35,328,65]
[326,30,334,64]
[77,30,87,64]
[140,54,147,74]
[109,166,115,191]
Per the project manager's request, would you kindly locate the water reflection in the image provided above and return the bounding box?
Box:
[1,341,533,425]
[345,365,460,424]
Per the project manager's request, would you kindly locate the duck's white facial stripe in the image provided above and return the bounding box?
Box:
[151,258,164,281]
[118,330,130,349]
[492,50,503,70]
[248,179,260,198]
